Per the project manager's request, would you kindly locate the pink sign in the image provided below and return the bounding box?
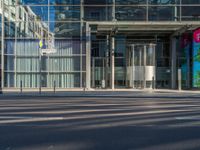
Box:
[181,33,190,48]
[193,28,200,43]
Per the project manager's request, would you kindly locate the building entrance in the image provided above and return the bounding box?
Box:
[91,57,110,89]
[90,40,156,89]
[85,22,200,90]
[126,44,156,89]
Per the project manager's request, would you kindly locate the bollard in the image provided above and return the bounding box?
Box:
[54,80,56,93]
[0,82,2,94]
[152,76,155,90]
[83,82,86,91]
[39,84,41,94]
[178,68,182,91]
[20,80,23,93]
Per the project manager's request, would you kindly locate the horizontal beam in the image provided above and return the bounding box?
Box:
[87,21,200,26]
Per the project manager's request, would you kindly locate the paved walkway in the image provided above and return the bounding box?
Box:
[1,89,200,98]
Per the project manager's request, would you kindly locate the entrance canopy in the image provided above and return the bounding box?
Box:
[85,21,200,90]
[88,21,200,35]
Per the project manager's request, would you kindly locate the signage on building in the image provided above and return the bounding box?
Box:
[193,28,200,88]
[193,29,200,43]
[39,36,57,55]
[180,33,191,88]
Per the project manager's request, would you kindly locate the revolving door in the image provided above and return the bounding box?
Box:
[126,44,156,89]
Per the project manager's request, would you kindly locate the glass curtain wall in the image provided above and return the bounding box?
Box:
[3,0,84,88]
[1,0,200,89]
[83,0,200,22]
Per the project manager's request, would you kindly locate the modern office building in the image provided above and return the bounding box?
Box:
[1,0,200,91]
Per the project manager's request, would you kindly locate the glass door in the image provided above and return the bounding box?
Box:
[91,57,108,89]
[126,44,156,89]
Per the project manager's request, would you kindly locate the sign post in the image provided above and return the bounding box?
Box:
[39,35,57,93]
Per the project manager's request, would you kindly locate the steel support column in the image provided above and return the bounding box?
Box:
[171,37,177,89]
[86,23,91,90]
[80,0,84,88]
[1,0,5,89]
[111,37,115,90]
[105,35,110,88]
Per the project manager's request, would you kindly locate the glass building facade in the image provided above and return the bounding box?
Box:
[1,0,200,91]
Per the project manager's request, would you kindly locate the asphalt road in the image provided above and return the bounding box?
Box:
[1,94,200,150]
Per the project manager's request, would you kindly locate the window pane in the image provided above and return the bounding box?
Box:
[49,6,80,21]
[181,6,200,21]
[149,6,176,21]
[49,22,80,38]
[84,6,112,21]
[5,0,16,5]
[115,0,147,5]
[182,0,200,4]
[50,0,80,5]
[116,6,146,21]
[19,0,48,5]
[4,22,16,38]
[28,6,48,21]
[84,0,112,5]
[148,0,176,4]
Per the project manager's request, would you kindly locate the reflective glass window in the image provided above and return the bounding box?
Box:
[16,22,49,38]
[84,0,112,5]
[4,22,16,38]
[181,6,200,21]
[27,6,49,21]
[116,6,146,21]
[49,6,80,21]
[115,0,147,5]
[19,0,48,5]
[84,6,112,21]
[50,0,80,5]
[148,6,176,21]
[148,0,176,4]
[49,22,80,37]
[4,6,16,21]
[5,0,16,5]
[181,0,200,4]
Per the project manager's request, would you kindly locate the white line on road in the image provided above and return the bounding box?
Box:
[176,116,200,120]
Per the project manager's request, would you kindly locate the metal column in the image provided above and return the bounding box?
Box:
[80,0,84,88]
[111,37,115,90]
[112,0,115,21]
[111,0,115,90]
[171,37,177,89]
[92,57,95,88]
[105,35,110,88]
[1,0,5,89]
[143,45,147,89]
[86,23,91,90]
[132,45,135,88]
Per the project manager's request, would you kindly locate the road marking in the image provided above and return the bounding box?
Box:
[176,116,200,120]
[0,116,64,124]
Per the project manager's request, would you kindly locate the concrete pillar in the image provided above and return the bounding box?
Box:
[171,37,177,89]
[86,23,91,90]
[111,37,115,90]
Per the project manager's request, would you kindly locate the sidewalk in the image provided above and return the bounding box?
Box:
[1,89,200,98]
